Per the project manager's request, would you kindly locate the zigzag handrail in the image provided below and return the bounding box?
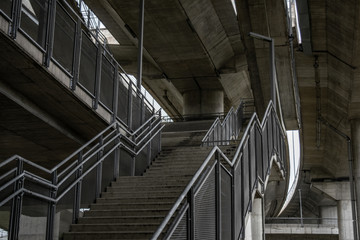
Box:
[0,109,163,208]
[152,101,288,239]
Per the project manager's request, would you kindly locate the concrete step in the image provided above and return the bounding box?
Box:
[84,209,169,217]
[106,185,184,193]
[101,191,181,198]
[90,202,174,210]
[77,216,165,224]
[63,231,155,240]
[70,223,160,232]
[96,196,178,204]
[111,178,190,187]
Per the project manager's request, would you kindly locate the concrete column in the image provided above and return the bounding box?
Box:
[251,198,264,240]
[183,89,224,119]
[351,120,360,234]
[338,200,354,240]
[312,182,355,240]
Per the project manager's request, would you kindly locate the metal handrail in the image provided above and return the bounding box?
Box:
[152,101,287,239]
[201,102,243,145]
[0,113,162,201]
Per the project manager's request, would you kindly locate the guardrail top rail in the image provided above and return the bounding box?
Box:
[152,100,288,239]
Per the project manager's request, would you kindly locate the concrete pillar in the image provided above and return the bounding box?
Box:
[183,89,224,119]
[351,120,360,234]
[338,200,354,240]
[312,182,355,240]
[251,198,264,240]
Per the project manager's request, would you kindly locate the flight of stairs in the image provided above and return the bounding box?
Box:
[63,145,211,240]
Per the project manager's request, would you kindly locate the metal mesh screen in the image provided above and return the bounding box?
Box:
[100,55,114,111]
[53,2,75,73]
[19,195,48,239]
[262,124,269,177]
[135,147,147,176]
[256,126,263,181]
[250,127,256,191]
[132,93,141,130]
[79,32,97,95]
[119,148,133,176]
[169,208,188,240]
[234,157,242,239]
[20,0,48,49]
[194,167,216,240]
[0,0,12,17]
[242,141,250,216]
[101,152,115,192]
[117,77,129,125]
[221,166,232,240]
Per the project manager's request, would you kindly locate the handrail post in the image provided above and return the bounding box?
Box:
[73,151,83,223]
[93,44,103,110]
[187,188,195,240]
[215,151,221,240]
[112,70,119,123]
[46,171,58,239]
[71,18,82,90]
[231,167,235,240]
[96,136,104,198]
[147,121,152,166]
[43,0,56,67]
[9,0,21,39]
[114,125,120,180]
[9,157,24,240]
[128,82,133,130]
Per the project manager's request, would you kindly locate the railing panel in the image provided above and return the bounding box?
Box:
[0,0,12,18]
[53,2,75,74]
[18,195,48,239]
[262,123,269,176]
[0,200,11,239]
[220,166,232,240]
[101,152,115,192]
[169,208,188,240]
[135,147,147,176]
[250,126,256,190]
[242,141,250,216]
[194,166,216,240]
[132,93,141,130]
[20,0,48,49]
[54,187,74,239]
[80,159,97,208]
[234,157,242,239]
[256,126,263,181]
[79,32,97,95]
[117,76,130,124]
[119,148,134,176]
[99,55,115,111]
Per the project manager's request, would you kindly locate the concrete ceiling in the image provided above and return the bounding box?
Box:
[83,0,298,123]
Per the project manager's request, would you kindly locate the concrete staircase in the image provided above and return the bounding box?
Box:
[63,143,211,239]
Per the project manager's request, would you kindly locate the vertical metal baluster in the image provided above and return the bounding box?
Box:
[231,167,235,240]
[96,136,104,198]
[128,82,133,130]
[9,0,21,39]
[147,121,152,166]
[71,18,82,90]
[43,0,56,67]
[93,44,102,109]
[73,151,83,223]
[46,171,57,239]
[114,125,120,180]
[187,188,195,240]
[215,151,221,240]
[112,70,119,123]
[9,157,24,240]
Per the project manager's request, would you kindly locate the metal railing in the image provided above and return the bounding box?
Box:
[201,102,244,146]
[0,110,164,239]
[152,101,287,239]
[0,0,155,131]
